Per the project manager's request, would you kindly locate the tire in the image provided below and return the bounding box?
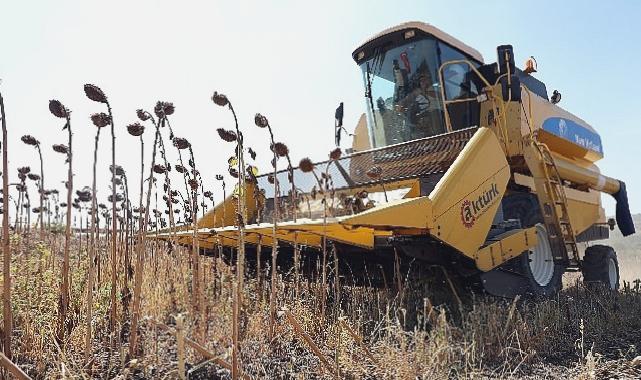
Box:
[582,245,619,290]
[502,194,564,297]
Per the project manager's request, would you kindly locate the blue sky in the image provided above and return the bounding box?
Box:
[1,0,640,216]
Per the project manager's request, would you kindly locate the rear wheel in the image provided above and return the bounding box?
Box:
[582,245,619,290]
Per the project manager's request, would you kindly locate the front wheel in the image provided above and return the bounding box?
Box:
[480,194,564,298]
[518,223,564,297]
[582,245,619,290]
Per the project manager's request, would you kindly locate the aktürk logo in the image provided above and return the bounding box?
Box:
[460,183,500,228]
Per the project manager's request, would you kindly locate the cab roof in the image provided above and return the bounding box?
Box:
[352,21,484,64]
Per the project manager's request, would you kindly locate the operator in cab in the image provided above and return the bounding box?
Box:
[394,70,444,138]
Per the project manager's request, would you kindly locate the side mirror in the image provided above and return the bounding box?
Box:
[497,45,521,102]
[334,102,344,146]
[497,45,515,75]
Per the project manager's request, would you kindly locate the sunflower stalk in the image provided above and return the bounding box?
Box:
[48,98,73,344]
[129,110,160,357]
[84,125,101,362]
[254,113,283,336]
[168,128,201,322]
[1,87,13,358]
[213,91,245,379]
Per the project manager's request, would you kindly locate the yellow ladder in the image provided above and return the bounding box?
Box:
[531,141,580,266]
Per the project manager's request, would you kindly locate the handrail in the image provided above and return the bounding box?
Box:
[437,59,510,151]
[437,59,491,132]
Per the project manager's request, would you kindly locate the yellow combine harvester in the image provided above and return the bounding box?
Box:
[160,22,635,297]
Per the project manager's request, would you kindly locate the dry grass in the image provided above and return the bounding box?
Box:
[0,230,640,379]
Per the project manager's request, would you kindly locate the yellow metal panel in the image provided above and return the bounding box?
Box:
[214,224,323,247]
[197,181,259,229]
[513,173,607,233]
[430,127,511,257]
[525,92,604,163]
[278,221,378,249]
[340,197,432,230]
[475,227,538,271]
[351,113,370,152]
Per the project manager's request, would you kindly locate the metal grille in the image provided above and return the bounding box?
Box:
[257,127,478,198]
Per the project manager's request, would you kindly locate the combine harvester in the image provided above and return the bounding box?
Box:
[161,22,635,297]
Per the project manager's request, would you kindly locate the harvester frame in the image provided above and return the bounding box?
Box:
[157,22,635,297]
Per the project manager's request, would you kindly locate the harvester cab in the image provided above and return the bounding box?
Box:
[158,21,635,298]
[353,22,483,148]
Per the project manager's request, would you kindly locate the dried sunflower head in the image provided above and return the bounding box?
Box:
[76,189,92,202]
[27,173,40,181]
[211,91,228,107]
[84,84,108,103]
[154,101,175,118]
[175,164,186,174]
[52,144,69,154]
[110,165,125,176]
[127,123,145,136]
[217,128,237,142]
[299,158,314,173]
[107,193,124,203]
[188,178,199,191]
[17,166,31,175]
[216,128,238,142]
[153,164,167,174]
[173,137,190,150]
[329,148,342,161]
[91,112,111,128]
[272,142,289,158]
[21,135,39,146]
[254,113,269,128]
[49,100,69,118]
[136,109,150,121]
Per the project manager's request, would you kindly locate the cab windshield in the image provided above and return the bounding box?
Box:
[360,36,480,148]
